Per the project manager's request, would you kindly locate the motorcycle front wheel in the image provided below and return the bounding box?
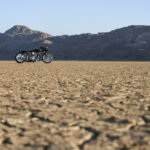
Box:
[15,53,25,63]
[42,53,53,63]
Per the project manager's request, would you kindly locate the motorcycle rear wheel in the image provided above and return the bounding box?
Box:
[15,53,25,63]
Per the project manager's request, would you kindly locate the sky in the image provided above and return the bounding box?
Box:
[0,0,150,35]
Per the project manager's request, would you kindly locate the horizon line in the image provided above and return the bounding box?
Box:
[1,24,150,36]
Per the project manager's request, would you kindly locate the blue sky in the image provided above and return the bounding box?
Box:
[0,0,150,35]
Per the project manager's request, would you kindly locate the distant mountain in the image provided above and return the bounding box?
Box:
[0,25,150,60]
[0,25,52,59]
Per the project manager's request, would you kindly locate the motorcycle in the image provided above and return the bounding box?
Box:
[15,47,53,63]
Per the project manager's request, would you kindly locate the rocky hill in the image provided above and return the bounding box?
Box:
[0,25,52,60]
[0,25,150,60]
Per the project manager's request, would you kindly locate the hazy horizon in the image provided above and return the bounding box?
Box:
[1,24,150,36]
[1,0,150,36]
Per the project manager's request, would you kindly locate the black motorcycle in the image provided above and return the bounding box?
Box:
[15,47,53,63]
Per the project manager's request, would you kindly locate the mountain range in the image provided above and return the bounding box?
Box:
[0,25,150,60]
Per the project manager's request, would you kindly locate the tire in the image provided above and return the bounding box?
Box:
[15,53,25,63]
[42,53,53,63]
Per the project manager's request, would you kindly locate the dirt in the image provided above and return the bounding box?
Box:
[0,61,150,150]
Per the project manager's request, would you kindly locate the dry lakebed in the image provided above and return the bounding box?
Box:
[0,61,150,150]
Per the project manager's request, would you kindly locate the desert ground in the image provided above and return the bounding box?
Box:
[0,61,150,150]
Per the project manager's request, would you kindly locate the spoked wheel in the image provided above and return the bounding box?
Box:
[15,53,25,63]
[42,53,53,63]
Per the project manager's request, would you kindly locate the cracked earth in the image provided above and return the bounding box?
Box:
[0,61,150,150]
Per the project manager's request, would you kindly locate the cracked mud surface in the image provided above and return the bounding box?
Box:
[0,61,150,150]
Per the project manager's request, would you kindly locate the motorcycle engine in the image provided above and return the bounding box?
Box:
[29,52,37,61]
[29,56,36,61]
